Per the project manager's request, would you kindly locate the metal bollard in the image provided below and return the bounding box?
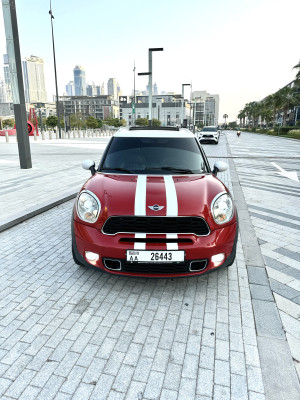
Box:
[68,131,70,139]
[5,131,9,143]
[56,131,59,139]
[91,130,94,137]
[83,130,85,138]
[33,131,37,141]
[42,132,45,140]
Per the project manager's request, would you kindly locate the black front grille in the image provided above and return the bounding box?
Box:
[123,261,189,274]
[102,216,210,236]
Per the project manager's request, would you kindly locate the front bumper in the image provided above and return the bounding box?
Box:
[72,218,238,278]
[199,136,218,143]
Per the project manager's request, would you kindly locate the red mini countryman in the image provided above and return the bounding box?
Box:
[72,127,238,277]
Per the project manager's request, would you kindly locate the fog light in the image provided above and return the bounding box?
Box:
[85,251,99,262]
[211,253,225,267]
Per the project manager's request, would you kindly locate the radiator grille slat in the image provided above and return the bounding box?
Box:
[102,216,209,236]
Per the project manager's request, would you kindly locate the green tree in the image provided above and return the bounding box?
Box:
[70,113,85,129]
[152,119,161,127]
[104,117,125,127]
[96,119,103,128]
[237,110,246,127]
[46,116,58,129]
[86,116,98,129]
[3,118,15,128]
[223,114,228,127]
[293,60,300,82]
[135,118,148,126]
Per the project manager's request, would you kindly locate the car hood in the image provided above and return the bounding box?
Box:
[77,173,234,229]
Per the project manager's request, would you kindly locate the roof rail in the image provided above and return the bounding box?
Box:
[129,126,180,131]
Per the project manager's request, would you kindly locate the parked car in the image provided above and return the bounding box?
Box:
[72,126,238,277]
[197,126,220,144]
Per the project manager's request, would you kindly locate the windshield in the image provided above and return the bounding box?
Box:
[100,137,208,174]
[202,127,218,132]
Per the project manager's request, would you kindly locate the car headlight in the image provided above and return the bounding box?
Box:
[211,192,234,224]
[77,190,101,223]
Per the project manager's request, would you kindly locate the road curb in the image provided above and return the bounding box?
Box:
[226,137,300,399]
[0,191,77,233]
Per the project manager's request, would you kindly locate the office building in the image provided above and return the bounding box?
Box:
[22,56,48,103]
[86,82,98,97]
[0,78,7,103]
[192,90,220,125]
[3,54,12,103]
[66,81,74,96]
[120,95,191,127]
[74,65,86,96]
[107,78,117,100]
[59,95,119,121]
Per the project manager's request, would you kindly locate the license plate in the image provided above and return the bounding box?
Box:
[126,250,185,263]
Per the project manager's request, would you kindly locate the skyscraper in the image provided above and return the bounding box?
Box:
[86,82,98,97]
[3,54,12,102]
[73,65,86,96]
[107,78,117,99]
[66,81,74,96]
[22,56,48,103]
[0,78,6,103]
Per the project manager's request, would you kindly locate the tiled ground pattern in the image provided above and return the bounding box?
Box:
[227,131,300,378]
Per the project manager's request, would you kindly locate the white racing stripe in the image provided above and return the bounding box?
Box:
[134,175,179,251]
[164,176,178,216]
[134,233,146,250]
[166,233,178,250]
[164,176,179,250]
[134,175,147,249]
[134,175,147,216]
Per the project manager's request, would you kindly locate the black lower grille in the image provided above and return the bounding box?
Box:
[102,216,210,235]
[103,259,208,275]
[123,261,190,274]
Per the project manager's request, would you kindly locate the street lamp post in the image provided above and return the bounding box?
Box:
[49,1,61,139]
[2,0,32,169]
[138,48,163,126]
[148,48,163,126]
[181,83,190,127]
[133,61,136,126]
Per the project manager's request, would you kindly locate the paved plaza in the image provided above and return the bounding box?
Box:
[0,131,299,399]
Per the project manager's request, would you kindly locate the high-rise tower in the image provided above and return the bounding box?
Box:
[22,56,48,103]
[107,78,117,99]
[73,65,86,96]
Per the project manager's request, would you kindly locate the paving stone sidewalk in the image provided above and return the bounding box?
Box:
[0,200,267,400]
[0,132,299,399]
[226,131,300,380]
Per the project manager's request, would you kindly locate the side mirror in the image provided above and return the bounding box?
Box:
[82,159,96,175]
[212,161,228,176]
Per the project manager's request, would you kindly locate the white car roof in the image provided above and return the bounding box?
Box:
[114,128,195,138]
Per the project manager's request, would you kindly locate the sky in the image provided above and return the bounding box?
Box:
[0,0,299,122]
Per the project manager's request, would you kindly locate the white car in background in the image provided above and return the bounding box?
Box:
[197,126,220,144]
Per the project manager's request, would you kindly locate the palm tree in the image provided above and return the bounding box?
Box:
[223,114,228,128]
[293,60,300,82]
[237,110,246,127]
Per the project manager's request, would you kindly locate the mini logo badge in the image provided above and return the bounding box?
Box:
[148,204,164,211]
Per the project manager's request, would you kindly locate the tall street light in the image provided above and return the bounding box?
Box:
[2,0,32,169]
[132,61,136,126]
[138,48,163,126]
[49,0,61,138]
[181,83,190,127]
[148,48,163,126]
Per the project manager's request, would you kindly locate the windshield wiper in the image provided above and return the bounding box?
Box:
[151,167,194,174]
[101,167,135,174]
